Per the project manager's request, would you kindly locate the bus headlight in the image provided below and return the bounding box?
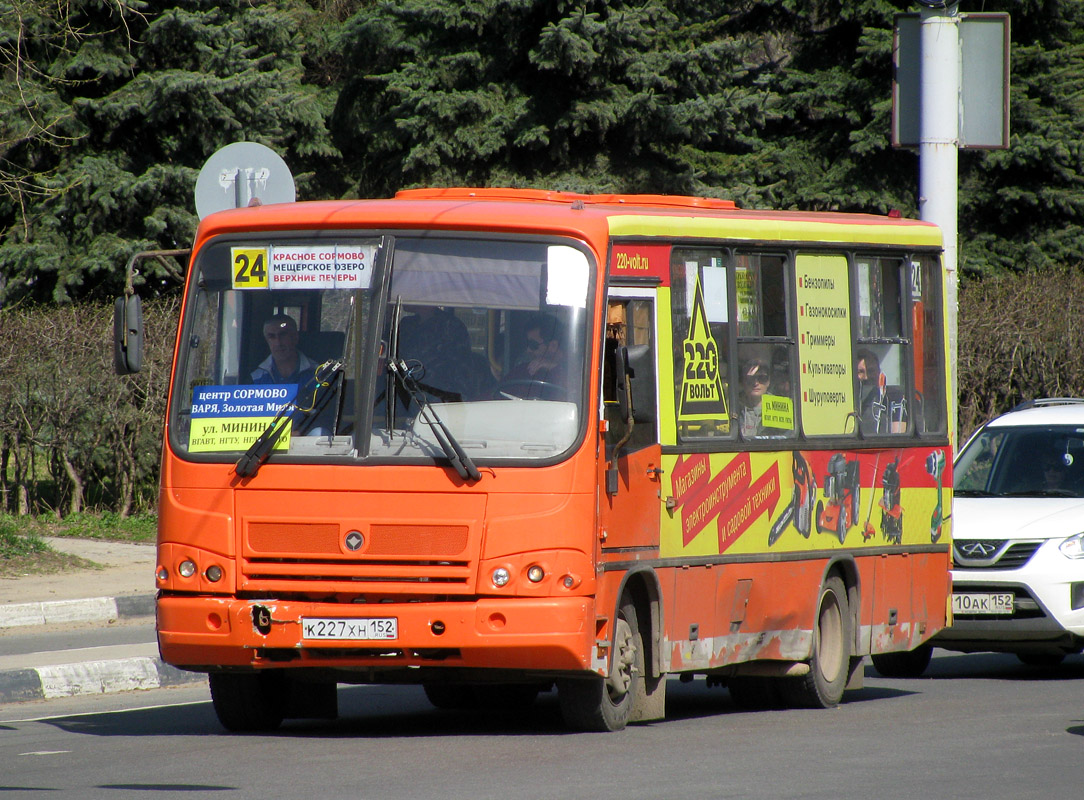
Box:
[491,567,511,588]
[178,559,197,578]
[527,565,545,583]
[205,564,224,582]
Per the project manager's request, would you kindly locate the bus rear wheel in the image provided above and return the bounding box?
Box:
[558,600,642,732]
[784,575,852,709]
[209,671,286,732]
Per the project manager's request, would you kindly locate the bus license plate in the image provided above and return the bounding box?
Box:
[301,617,398,640]
[952,593,1013,615]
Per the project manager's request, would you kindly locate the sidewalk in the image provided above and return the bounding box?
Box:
[0,537,203,705]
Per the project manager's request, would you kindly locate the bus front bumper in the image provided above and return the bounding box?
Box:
[157,594,597,675]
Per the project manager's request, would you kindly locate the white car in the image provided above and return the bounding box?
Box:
[876,398,1084,677]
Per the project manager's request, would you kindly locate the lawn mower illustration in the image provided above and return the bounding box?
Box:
[816,453,861,544]
[768,451,818,546]
[879,457,903,544]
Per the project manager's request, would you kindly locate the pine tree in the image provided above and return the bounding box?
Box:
[0,0,341,304]
[333,0,781,201]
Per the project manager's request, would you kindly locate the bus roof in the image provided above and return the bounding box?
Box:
[193,187,943,250]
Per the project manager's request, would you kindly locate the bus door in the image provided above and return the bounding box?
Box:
[601,289,661,551]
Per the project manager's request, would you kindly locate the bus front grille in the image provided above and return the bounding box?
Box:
[241,521,476,591]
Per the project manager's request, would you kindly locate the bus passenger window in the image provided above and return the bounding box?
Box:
[855,256,911,436]
[670,249,732,441]
[911,254,946,435]
[855,346,907,434]
[735,253,796,441]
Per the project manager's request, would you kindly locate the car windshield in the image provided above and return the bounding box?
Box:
[169,233,593,466]
[955,425,1084,498]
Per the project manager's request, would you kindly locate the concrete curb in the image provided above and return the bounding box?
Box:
[0,657,205,705]
[0,593,156,630]
[0,592,203,706]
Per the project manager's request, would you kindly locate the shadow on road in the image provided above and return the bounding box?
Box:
[29,651,1084,740]
[867,649,1084,682]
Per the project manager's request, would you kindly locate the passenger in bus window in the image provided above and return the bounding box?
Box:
[252,314,317,384]
[856,349,907,434]
[252,314,334,436]
[738,356,772,437]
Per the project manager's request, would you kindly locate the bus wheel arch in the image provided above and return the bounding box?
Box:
[557,597,642,731]
[785,563,857,709]
[558,567,665,730]
[619,567,667,723]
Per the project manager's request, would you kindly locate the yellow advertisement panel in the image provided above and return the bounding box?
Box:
[795,255,854,435]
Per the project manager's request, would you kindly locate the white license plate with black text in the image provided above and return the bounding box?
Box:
[301,617,398,640]
[952,593,1013,615]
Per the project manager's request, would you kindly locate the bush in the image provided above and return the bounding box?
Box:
[0,299,177,516]
[957,268,1084,437]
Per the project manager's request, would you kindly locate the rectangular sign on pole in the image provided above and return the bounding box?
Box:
[892,12,1010,149]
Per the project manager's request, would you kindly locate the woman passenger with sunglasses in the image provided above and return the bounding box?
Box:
[738,355,773,438]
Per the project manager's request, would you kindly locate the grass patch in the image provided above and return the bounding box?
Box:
[0,549,93,578]
[0,515,94,576]
[17,512,157,543]
[0,513,151,577]
[0,515,49,559]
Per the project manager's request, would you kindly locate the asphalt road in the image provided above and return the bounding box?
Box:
[2,651,1081,800]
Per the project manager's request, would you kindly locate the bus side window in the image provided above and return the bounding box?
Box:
[735,254,797,440]
[855,256,911,436]
[670,248,732,441]
[911,254,947,435]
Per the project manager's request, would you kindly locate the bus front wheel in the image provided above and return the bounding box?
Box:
[209,671,286,732]
[784,575,852,708]
[558,600,642,732]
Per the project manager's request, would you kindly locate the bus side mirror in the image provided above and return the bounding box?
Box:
[113,294,144,374]
[616,344,655,424]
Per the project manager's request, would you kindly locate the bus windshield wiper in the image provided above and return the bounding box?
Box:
[387,356,480,483]
[234,359,343,478]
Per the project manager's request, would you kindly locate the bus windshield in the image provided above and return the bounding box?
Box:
[169,234,593,466]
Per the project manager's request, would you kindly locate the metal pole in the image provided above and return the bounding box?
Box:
[232,168,253,208]
[918,2,960,440]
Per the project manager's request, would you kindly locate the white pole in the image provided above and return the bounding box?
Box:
[918,2,960,440]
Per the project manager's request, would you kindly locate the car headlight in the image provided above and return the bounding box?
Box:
[1059,532,1084,559]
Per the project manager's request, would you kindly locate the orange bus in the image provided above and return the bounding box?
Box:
[122,188,952,731]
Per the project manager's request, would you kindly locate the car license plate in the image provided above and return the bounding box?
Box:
[952,593,1014,615]
[301,617,398,640]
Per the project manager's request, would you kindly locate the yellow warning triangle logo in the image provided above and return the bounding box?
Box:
[678,273,728,420]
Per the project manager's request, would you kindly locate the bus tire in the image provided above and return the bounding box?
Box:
[871,643,933,678]
[209,671,286,732]
[558,600,641,732]
[784,575,851,708]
